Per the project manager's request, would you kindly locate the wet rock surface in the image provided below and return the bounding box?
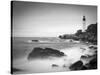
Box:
[69,60,83,70]
[28,47,65,60]
[70,55,97,70]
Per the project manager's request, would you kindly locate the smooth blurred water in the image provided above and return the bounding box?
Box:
[12,37,95,74]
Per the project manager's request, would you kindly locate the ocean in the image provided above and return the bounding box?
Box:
[12,37,95,74]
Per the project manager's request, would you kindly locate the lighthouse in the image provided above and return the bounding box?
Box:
[82,16,86,32]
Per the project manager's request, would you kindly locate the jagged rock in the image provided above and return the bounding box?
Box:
[28,47,65,60]
[69,60,83,70]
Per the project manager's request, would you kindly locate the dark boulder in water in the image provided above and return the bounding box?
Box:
[69,58,97,71]
[28,47,65,60]
[69,60,83,70]
[81,55,88,59]
[89,46,97,50]
[81,55,93,59]
[52,64,59,67]
[31,40,39,42]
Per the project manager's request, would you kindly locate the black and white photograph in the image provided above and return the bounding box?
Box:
[11,1,97,74]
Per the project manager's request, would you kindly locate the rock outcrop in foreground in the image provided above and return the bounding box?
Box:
[69,57,97,70]
[69,60,84,70]
[28,47,65,60]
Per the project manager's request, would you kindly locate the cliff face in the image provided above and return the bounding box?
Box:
[28,47,65,60]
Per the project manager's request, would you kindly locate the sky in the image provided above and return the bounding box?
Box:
[12,1,97,37]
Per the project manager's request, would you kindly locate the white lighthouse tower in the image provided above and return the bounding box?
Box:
[82,16,86,32]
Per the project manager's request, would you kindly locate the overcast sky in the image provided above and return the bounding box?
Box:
[12,1,97,37]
